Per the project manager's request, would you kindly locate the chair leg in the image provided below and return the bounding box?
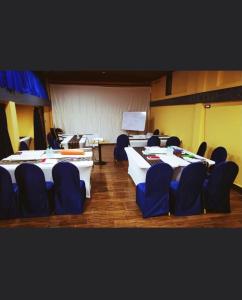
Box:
[203,208,206,214]
[168,212,171,216]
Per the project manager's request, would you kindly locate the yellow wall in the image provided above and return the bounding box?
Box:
[4,103,51,152]
[150,71,242,187]
[16,105,34,149]
[204,102,242,187]
[150,104,196,150]
[16,105,52,149]
[44,106,53,134]
[5,102,19,153]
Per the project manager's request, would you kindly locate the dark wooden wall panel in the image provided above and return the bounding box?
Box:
[151,86,242,107]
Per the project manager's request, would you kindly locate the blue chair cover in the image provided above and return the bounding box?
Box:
[170,162,207,216]
[47,132,61,149]
[0,166,19,219]
[147,136,160,146]
[203,161,239,213]
[136,162,173,218]
[19,141,29,151]
[166,136,181,147]
[210,146,227,165]
[52,162,86,215]
[197,142,207,157]
[15,163,53,217]
[114,134,129,161]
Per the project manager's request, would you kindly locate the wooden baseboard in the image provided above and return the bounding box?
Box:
[232,184,242,194]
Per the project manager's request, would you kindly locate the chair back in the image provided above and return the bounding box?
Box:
[52,162,86,214]
[197,141,207,157]
[142,163,173,215]
[47,132,60,149]
[166,136,181,147]
[147,136,160,147]
[116,134,129,148]
[19,141,29,151]
[114,134,129,160]
[15,163,49,217]
[145,163,173,196]
[0,166,18,219]
[153,129,160,135]
[173,162,207,215]
[210,146,227,164]
[204,161,239,212]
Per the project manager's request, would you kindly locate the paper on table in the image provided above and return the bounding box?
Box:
[158,154,189,168]
[143,147,167,155]
[182,156,203,163]
[43,158,58,164]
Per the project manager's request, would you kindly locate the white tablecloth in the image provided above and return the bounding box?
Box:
[125,146,215,186]
[1,150,93,198]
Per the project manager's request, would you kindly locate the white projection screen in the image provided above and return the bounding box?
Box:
[121,112,147,131]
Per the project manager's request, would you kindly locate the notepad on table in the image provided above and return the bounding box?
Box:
[146,155,160,160]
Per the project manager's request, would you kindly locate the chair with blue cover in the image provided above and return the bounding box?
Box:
[170,162,207,216]
[153,129,160,135]
[147,135,160,147]
[52,162,86,215]
[19,141,29,151]
[114,134,130,161]
[203,161,239,213]
[196,141,207,157]
[47,132,61,149]
[210,146,227,165]
[15,163,53,217]
[136,162,173,218]
[166,136,181,147]
[0,166,19,219]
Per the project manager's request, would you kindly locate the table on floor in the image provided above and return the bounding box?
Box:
[60,135,87,149]
[125,146,215,185]
[0,149,93,198]
[129,135,169,147]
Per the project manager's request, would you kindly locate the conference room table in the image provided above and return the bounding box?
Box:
[60,134,87,149]
[129,135,170,147]
[0,149,93,198]
[125,146,215,186]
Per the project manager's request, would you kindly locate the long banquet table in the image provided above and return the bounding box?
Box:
[125,146,215,185]
[0,149,93,198]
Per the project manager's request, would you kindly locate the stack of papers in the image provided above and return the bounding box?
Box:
[143,147,167,155]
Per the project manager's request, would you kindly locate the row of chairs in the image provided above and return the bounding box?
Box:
[114,134,182,161]
[136,160,239,218]
[19,129,63,151]
[0,162,86,219]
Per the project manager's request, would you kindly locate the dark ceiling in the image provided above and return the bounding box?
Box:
[35,71,167,86]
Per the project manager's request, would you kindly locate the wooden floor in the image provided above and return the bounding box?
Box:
[0,145,242,228]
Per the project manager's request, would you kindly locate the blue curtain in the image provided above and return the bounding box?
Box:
[0,71,48,99]
[0,104,14,159]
